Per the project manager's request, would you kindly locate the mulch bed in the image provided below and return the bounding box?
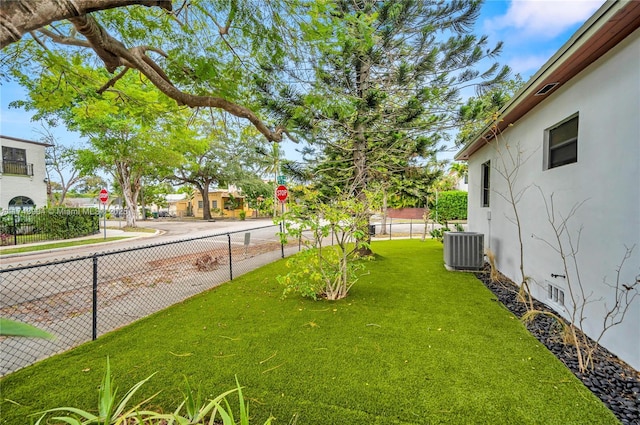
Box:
[474,265,640,425]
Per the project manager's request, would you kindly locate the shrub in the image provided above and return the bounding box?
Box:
[431,190,468,222]
[38,208,100,239]
[429,227,451,243]
[276,189,370,300]
[0,208,99,240]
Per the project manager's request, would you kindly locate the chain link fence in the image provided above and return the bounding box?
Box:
[0,224,304,376]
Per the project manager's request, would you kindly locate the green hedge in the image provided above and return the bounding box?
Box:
[432,190,468,222]
[0,208,99,240]
[40,208,100,239]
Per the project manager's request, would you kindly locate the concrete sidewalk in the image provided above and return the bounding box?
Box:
[0,227,159,259]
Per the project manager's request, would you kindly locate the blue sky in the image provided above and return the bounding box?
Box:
[0,0,606,156]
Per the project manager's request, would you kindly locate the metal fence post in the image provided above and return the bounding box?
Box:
[280,222,284,258]
[92,255,98,340]
[12,214,17,246]
[228,233,233,280]
[389,218,392,240]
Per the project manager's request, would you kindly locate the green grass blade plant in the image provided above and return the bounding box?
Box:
[182,376,201,421]
[0,318,54,339]
[34,357,157,425]
[98,357,115,422]
[237,376,249,425]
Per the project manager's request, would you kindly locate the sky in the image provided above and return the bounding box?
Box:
[0,0,606,164]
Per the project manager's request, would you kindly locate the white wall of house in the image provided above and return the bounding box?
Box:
[0,135,50,210]
[455,177,468,192]
[467,30,640,370]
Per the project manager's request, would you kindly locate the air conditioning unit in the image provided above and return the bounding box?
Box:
[443,232,484,271]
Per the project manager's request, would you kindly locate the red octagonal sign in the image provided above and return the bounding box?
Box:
[99,188,109,204]
[275,185,288,202]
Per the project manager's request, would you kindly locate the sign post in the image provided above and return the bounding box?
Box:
[276,185,288,258]
[99,188,109,240]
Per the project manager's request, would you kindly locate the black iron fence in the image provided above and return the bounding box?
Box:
[0,224,303,375]
[369,218,463,239]
[0,208,100,246]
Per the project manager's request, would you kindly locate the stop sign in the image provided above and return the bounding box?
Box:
[275,185,288,202]
[99,188,109,204]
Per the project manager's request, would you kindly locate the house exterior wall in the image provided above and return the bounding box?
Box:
[467,30,640,370]
[173,191,255,219]
[0,135,49,210]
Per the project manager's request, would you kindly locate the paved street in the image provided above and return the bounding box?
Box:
[0,217,277,267]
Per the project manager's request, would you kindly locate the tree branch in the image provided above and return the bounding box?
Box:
[97,66,130,94]
[36,28,92,48]
[63,14,284,142]
[0,0,172,48]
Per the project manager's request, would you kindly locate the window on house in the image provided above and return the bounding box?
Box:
[481,161,490,207]
[2,147,31,175]
[2,147,26,163]
[198,200,203,209]
[546,114,578,169]
[212,200,218,209]
[8,196,35,210]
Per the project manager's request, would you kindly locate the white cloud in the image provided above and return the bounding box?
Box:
[507,52,555,75]
[487,0,605,40]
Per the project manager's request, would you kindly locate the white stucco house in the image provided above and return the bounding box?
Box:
[456,1,640,370]
[1,135,51,210]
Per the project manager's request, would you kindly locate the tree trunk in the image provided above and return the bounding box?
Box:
[198,184,212,220]
[115,161,137,227]
[380,190,388,235]
[353,120,373,256]
[140,185,147,221]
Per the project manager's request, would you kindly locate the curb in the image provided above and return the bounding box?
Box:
[0,229,161,260]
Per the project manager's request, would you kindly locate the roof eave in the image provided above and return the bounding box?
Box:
[455,0,640,161]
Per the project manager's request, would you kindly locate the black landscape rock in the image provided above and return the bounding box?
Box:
[474,265,640,425]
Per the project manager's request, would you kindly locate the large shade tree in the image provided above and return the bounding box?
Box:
[11,64,187,226]
[169,114,267,220]
[1,0,297,143]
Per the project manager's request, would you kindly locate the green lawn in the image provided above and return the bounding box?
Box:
[0,237,128,255]
[0,240,617,424]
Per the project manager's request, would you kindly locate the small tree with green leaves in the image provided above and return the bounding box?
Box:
[276,188,370,300]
